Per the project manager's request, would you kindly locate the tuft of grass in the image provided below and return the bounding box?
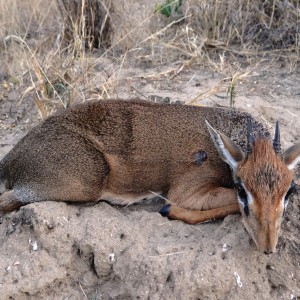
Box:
[57,0,112,55]
[184,0,300,51]
[226,71,252,108]
[154,0,183,18]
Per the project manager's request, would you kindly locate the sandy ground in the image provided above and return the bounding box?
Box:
[0,61,299,299]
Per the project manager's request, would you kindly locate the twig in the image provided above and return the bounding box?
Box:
[148,191,170,202]
[79,282,88,299]
[149,251,186,258]
[131,86,150,101]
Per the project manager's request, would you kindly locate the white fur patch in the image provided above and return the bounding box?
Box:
[287,155,300,170]
[205,120,239,171]
[237,182,253,207]
[283,196,288,210]
[218,141,239,171]
[100,190,160,206]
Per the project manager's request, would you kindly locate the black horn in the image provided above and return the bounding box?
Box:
[273,121,281,155]
[246,118,254,155]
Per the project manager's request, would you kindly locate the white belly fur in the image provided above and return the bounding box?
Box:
[100,190,161,206]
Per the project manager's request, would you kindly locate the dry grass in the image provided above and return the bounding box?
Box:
[185,0,299,50]
[0,0,299,117]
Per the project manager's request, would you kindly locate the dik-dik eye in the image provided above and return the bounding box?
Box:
[235,183,249,216]
[284,181,296,205]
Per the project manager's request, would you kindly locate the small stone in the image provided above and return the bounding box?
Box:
[109,253,115,263]
[5,266,11,273]
[222,243,231,252]
[29,239,38,251]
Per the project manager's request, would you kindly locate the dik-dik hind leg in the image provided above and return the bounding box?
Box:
[160,187,240,224]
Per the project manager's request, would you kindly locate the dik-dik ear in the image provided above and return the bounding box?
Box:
[205,120,245,172]
[283,143,300,170]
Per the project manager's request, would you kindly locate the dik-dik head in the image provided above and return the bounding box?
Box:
[206,121,300,253]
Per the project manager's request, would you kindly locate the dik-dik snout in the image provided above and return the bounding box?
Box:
[207,121,300,253]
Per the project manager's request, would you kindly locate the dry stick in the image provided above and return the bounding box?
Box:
[79,282,88,299]
[148,251,186,258]
[161,42,201,59]
[135,14,189,48]
[24,55,48,118]
[115,49,128,95]
[99,1,112,37]
[148,191,170,203]
[268,0,276,30]
[130,86,151,101]
[189,82,226,104]
[37,0,56,33]
[180,73,196,89]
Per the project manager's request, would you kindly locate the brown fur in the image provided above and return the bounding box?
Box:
[0,100,246,206]
[168,203,240,225]
[0,99,299,253]
[239,139,293,204]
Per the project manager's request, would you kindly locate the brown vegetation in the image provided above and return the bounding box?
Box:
[0,0,299,116]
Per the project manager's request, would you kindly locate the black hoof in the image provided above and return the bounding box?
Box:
[159,204,171,217]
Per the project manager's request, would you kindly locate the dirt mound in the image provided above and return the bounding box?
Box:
[0,197,298,299]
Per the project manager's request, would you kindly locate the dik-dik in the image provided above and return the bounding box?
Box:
[0,100,299,253]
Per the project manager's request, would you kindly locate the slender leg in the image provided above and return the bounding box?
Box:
[160,203,240,224]
[160,187,240,224]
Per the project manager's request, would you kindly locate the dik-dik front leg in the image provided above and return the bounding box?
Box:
[160,187,240,224]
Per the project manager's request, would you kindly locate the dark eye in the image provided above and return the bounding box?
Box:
[235,183,249,216]
[285,181,296,204]
[193,150,208,166]
[236,184,247,199]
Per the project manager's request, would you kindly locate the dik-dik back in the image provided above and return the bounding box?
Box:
[0,100,299,253]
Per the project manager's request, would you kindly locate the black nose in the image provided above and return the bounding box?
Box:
[264,250,273,255]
